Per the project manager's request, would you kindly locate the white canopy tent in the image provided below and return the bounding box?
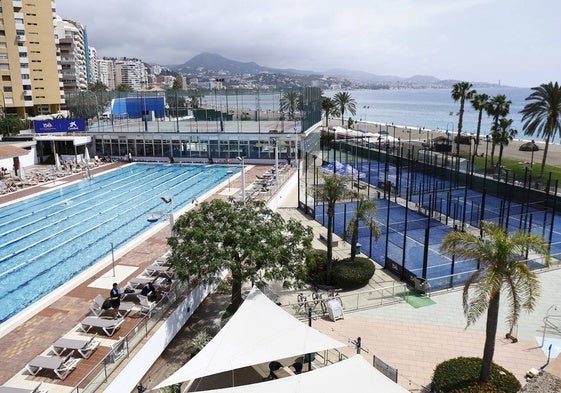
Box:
[333,126,364,139]
[170,355,409,393]
[155,288,346,389]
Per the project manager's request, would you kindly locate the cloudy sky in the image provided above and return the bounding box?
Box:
[55,0,559,88]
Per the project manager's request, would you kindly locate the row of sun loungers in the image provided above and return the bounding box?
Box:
[19,252,174,383]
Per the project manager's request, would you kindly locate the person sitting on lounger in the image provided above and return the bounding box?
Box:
[109,283,122,319]
[141,282,158,301]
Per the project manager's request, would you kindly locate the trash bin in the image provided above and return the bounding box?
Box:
[356,243,362,254]
[325,299,344,321]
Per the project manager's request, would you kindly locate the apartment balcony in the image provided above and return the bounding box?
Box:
[16,34,26,42]
[12,0,23,9]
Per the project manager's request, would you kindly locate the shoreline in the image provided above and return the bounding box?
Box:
[350,119,561,168]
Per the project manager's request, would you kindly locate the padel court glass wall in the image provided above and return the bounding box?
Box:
[299,131,560,291]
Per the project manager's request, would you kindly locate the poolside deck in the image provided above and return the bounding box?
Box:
[0,161,275,389]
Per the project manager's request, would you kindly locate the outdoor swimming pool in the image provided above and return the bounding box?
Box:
[0,163,237,323]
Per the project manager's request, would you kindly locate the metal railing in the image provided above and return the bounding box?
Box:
[279,282,409,320]
[69,279,190,393]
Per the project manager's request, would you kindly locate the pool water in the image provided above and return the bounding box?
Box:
[0,163,237,323]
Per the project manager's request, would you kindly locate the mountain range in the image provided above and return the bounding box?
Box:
[168,52,449,85]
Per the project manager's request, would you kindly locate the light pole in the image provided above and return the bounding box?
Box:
[531,139,536,168]
[237,156,245,203]
[161,196,174,237]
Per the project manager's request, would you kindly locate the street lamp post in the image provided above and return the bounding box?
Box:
[237,156,245,203]
[161,196,174,237]
[531,139,536,168]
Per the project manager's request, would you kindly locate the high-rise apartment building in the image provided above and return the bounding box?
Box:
[0,0,64,117]
[54,17,87,93]
[88,46,98,85]
[115,59,147,90]
[97,58,115,90]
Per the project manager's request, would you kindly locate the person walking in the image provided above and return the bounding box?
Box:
[110,283,122,319]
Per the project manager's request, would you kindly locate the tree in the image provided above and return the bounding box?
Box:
[321,96,339,130]
[115,83,134,92]
[494,118,517,168]
[333,91,357,127]
[65,91,98,119]
[343,196,381,261]
[451,82,476,156]
[520,82,561,177]
[280,91,301,120]
[440,221,550,384]
[313,173,354,282]
[470,93,489,156]
[88,80,108,92]
[167,199,313,311]
[485,95,511,167]
[170,78,183,91]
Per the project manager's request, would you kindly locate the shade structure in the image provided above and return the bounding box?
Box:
[333,126,363,139]
[321,161,364,178]
[154,287,346,389]
[54,153,61,171]
[173,355,410,393]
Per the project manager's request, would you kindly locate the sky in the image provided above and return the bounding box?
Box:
[54,0,561,88]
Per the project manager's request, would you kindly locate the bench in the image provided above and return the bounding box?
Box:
[319,232,339,247]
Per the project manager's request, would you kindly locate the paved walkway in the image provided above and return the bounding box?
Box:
[273,179,561,390]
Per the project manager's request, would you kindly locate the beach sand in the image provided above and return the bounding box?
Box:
[350,120,561,169]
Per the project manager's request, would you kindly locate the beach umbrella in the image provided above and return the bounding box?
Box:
[84,147,91,163]
[519,141,539,152]
[55,153,61,171]
[18,166,25,180]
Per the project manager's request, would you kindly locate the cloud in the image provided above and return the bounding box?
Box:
[54,0,561,87]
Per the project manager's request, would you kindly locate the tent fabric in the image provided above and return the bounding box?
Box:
[321,161,364,178]
[155,288,346,389]
[176,355,410,393]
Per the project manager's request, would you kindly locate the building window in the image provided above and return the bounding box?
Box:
[2,75,10,81]
[0,64,9,71]
[3,86,12,92]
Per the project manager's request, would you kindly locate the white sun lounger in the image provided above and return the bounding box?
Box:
[0,384,47,393]
[143,264,174,279]
[128,276,157,288]
[79,316,124,337]
[26,351,80,380]
[90,294,135,317]
[51,334,101,359]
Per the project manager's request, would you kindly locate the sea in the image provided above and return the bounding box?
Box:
[325,87,550,143]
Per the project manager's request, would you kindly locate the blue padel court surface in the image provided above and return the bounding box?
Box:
[315,158,561,290]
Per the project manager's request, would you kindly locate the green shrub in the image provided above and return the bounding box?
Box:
[331,257,375,290]
[432,357,520,393]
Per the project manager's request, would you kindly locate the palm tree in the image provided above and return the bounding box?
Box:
[440,221,550,384]
[321,96,338,130]
[280,91,300,120]
[333,91,357,127]
[485,95,511,167]
[314,173,354,282]
[520,82,561,177]
[470,93,489,156]
[495,118,517,168]
[451,82,476,156]
[343,196,381,261]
